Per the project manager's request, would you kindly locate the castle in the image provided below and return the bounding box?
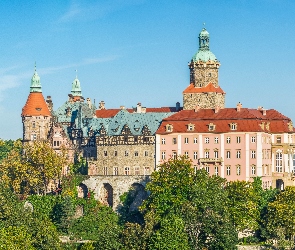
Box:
[22,27,295,209]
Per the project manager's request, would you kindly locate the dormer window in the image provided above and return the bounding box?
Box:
[166,124,173,132]
[230,123,237,130]
[187,123,195,131]
[208,123,215,131]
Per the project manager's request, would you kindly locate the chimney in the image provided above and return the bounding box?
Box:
[257,106,263,111]
[86,98,92,109]
[46,96,53,112]
[68,94,73,103]
[176,102,180,111]
[98,101,105,110]
[236,102,242,112]
[137,102,142,113]
[214,106,220,113]
[120,105,125,110]
[262,109,266,116]
[194,105,200,112]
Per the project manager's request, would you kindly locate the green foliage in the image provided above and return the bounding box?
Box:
[225,180,260,231]
[71,204,122,249]
[148,214,190,250]
[0,139,21,162]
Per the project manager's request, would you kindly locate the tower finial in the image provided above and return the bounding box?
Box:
[203,22,206,27]
[34,61,36,72]
[75,69,78,79]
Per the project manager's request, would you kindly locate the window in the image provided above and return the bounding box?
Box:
[144,151,149,157]
[226,166,231,176]
[208,123,215,131]
[193,151,198,160]
[144,167,150,175]
[32,121,36,128]
[226,151,231,159]
[124,167,130,175]
[54,141,56,146]
[31,134,37,140]
[194,137,198,144]
[125,151,129,157]
[166,124,173,132]
[230,123,237,130]
[276,152,283,172]
[114,167,118,175]
[215,166,219,176]
[236,136,241,143]
[204,151,209,158]
[135,166,140,175]
[226,137,231,144]
[205,137,209,144]
[114,151,118,156]
[161,138,166,144]
[205,166,210,173]
[236,165,241,176]
[104,151,108,157]
[103,167,108,175]
[236,150,241,159]
[184,137,189,144]
[172,138,177,144]
[161,151,166,160]
[188,124,194,131]
[214,137,219,143]
[251,136,256,143]
[251,150,256,159]
[251,165,256,175]
[193,165,197,173]
[134,151,138,157]
[276,136,281,143]
[172,151,177,159]
[184,151,189,158]
[214,151,218,158]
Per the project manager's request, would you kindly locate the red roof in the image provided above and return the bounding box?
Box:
[96,107,181,118]
[183,83,225,94]
[22,93,51,116]
[157,108,293,134]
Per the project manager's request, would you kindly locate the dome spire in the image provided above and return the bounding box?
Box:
[30,62,42,93]
[71,70,82,97]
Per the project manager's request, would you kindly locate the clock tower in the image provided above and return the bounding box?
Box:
[183,27,225,110]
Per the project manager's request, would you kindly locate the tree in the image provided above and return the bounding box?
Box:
[266,186,295,248]
[225,180,260,231]
[0,140,68,195]
[141,156,238,249]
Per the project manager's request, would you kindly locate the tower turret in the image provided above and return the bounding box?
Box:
[183,26,225,110]
[22,66,52,142]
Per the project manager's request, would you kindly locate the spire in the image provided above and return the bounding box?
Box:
[30,63,42,93]
[199,27,210,50]
[71,76,82,97]
[192,26,217,62]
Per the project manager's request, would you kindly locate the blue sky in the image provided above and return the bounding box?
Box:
[1,0,295,139]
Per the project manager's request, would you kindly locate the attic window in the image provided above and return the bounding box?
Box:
[35,108,42,111]
[208,123,215,131]
[187,123,195,131]
[230,123,237,130]
[166,124,173,132]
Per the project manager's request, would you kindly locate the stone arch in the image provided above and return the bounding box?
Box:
[77,183,88,198]
[100,183,113,207]
[129,183,148,212]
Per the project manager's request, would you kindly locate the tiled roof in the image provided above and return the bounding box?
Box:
[96,107,181,118]
[22,93,51,116]
[183,83,225,94]
[83,109,176,137]
[157,108,293,134]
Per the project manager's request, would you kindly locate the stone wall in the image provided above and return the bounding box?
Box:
[22,116,51,142]
[88,144,155,176]
[183,92,225,110]
[83,175,150,210]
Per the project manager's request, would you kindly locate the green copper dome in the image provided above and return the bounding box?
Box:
[30,68,42,93]
[192,28,217,62]
[71,77,82,97]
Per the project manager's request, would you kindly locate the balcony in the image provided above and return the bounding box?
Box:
[199,158,223,163]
